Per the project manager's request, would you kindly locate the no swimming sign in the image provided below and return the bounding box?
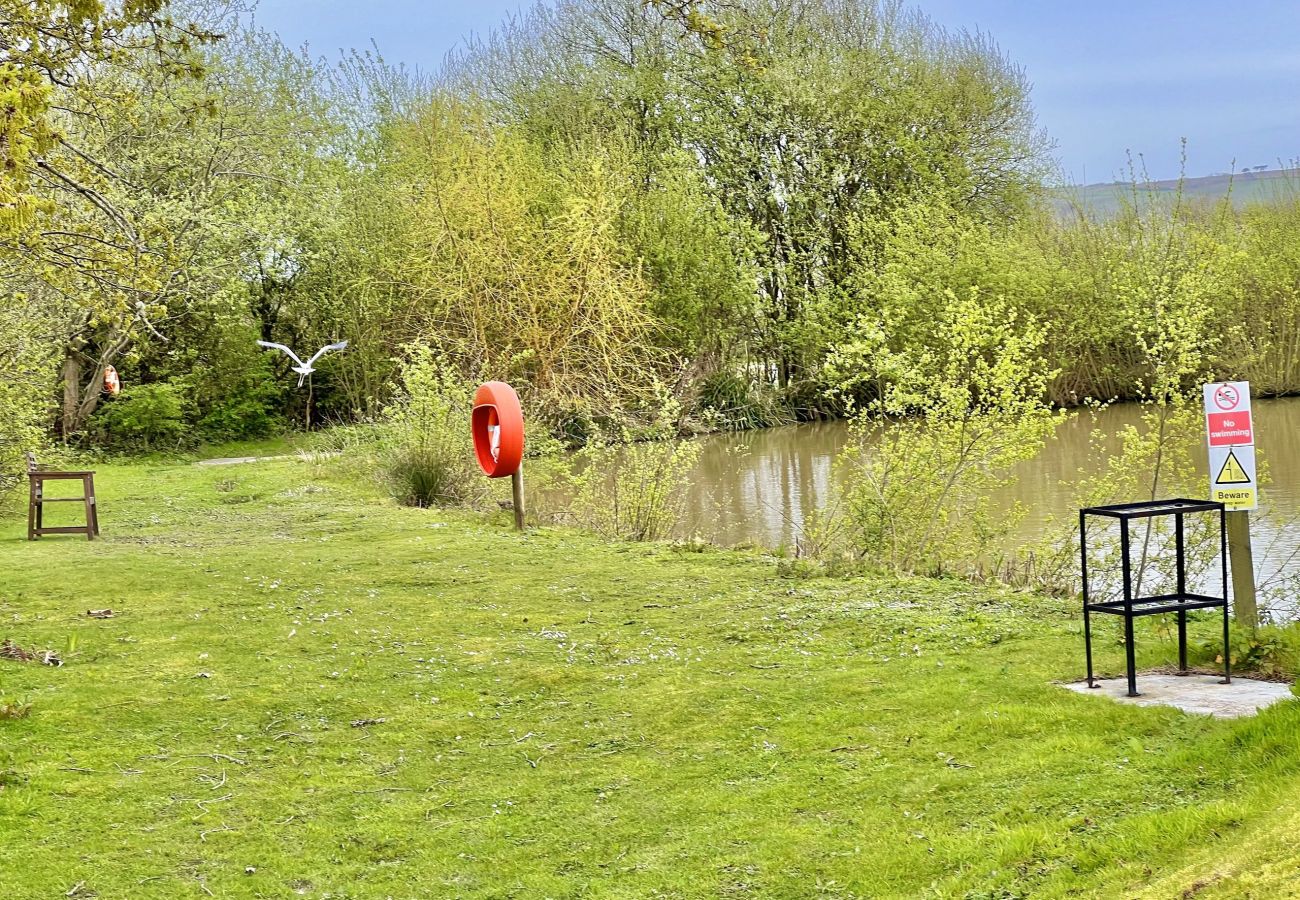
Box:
[1202,381,1258,511]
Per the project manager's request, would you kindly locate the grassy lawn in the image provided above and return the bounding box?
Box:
[2,451,1299,898]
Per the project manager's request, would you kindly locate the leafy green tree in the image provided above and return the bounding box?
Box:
[361,100,670,428]
[0,0,216,238]
[447,0,1047,409]
[3,11,339,438]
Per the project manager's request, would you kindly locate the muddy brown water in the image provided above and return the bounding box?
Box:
[680,399,1300,577]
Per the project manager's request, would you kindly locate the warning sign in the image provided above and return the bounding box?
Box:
[1206,411,1253,447]
[1203,381,1258,511]
[1214,448,1252,484]
[1211,383,1241,411]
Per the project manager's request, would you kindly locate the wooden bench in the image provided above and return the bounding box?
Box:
[26,452,99,541]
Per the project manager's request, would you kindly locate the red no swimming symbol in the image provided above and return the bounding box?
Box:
[1214,384,1240,411]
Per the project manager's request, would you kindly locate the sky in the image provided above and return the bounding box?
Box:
[251,0,1300,184]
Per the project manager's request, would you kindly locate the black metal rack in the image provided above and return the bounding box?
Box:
[1080,498,1231,697]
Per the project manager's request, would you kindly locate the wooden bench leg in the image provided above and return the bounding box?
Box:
[27,478,37,541]
[83,474,96,541]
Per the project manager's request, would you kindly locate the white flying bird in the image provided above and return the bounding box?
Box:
[257,340,349,387]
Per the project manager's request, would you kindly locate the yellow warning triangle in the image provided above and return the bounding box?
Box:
[1215,449,1251,485]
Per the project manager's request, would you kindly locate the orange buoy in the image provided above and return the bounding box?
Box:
[103,366,121,396]
[471,381,524,478]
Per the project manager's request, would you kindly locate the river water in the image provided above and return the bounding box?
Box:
[681,400,1300,576]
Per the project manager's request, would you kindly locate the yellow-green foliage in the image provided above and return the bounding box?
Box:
[1223,197,1300,394]
[566,392,701,541]
[387,102,667,428]
[1031,182,1285,405]
[832,289,1064,576]
[0,62,51,238]
[822,206,1064,576]
[0,0,214,242]
[0,294,59,499]
[1052,186,1236,597]
[379,345,476,508]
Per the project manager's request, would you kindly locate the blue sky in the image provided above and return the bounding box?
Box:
[252,0,1300,184]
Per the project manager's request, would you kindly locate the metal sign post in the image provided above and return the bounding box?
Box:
[1203,381,1258,629]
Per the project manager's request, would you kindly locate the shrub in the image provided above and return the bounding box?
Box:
[380,346,475,508]
[1047,177,1234,599]
[192,358,284,441]
[566,393,701,541]
[90,382,190,451]
[695,371,792,431]
[198,389,282,442]
[827,289,1063,576]
[0,699,32,720]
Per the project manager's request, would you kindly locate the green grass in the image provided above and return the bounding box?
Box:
[2,450,1300,898]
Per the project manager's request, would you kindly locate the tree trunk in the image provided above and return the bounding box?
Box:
[61,346,113,440]
[61,356,82,440]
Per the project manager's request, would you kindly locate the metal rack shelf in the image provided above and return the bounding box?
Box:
[1080,499,1231,697]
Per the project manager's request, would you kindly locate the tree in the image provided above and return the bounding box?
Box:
[387,101,669,427]
[2,9,338,437]
[672,1,1047,389]
[0,0,217,239]
[445,0,1048,405]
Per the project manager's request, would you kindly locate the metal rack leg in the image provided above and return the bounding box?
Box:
[1124,615,1139,697]
[1085,607,1096,688]
[1120,518,1138,696]
[1177,610,1188,674]
[1221,602,1232,685]
[1080,510,1100,688]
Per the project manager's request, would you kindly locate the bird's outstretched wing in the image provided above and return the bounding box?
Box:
[257,340,305,367]
[305,340,349,368]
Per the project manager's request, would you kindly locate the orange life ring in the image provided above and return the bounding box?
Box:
[103,366,121,396]
[471,381,524,477]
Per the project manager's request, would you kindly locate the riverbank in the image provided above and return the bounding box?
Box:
[2,451,1299,897]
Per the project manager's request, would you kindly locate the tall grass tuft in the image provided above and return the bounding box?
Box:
[380,346,476,508]
[0,699,32,720]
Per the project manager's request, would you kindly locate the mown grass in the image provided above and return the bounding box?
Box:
[2,450,1300,898]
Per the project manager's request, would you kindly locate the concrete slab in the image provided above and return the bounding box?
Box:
[1062,674,1294,718]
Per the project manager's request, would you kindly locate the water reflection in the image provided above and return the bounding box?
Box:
[682,400,1300,577]
[683,421,849,548]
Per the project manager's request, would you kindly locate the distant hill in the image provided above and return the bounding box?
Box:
[1052,167,1299,219]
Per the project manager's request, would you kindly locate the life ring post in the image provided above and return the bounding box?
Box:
[471,381,526,530]
[511,464,525,531]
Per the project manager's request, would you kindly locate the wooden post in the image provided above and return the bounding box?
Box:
[511,464,525,531]
[1226,510,1258,631]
